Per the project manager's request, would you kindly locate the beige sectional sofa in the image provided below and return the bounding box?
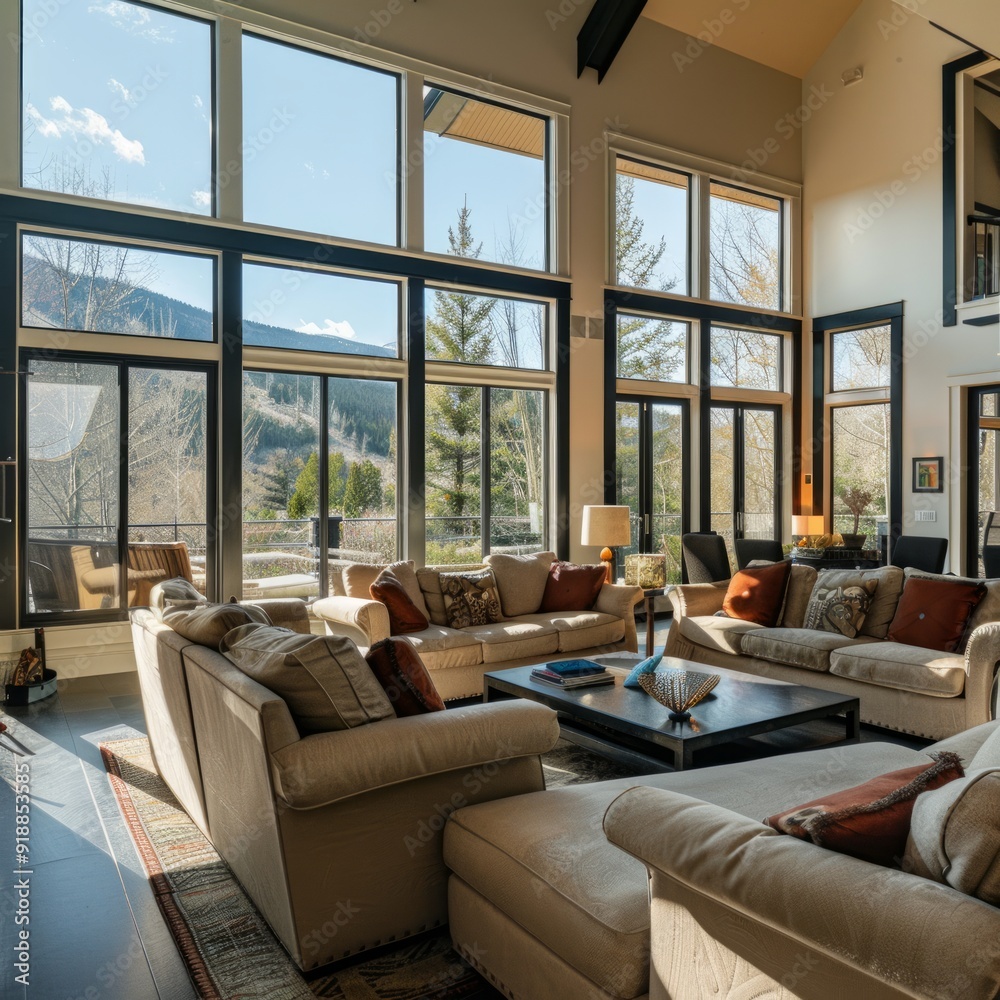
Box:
[129,598,560,971]
[313,553,643,700]
[446,719,1000,1000]
[665,564,1000,740]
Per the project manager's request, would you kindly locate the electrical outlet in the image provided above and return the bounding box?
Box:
[913,510,936,522]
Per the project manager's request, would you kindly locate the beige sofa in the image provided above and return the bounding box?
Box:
[129,600,560,971]
[313,553,643,700]
[665,564,1000,740]
[446,719,1000,1000]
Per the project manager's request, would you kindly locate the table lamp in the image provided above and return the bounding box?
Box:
[581,505,631,583]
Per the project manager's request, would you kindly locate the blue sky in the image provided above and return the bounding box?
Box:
[622,171,688,293]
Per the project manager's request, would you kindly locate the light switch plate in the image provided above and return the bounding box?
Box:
[913,510,936,522]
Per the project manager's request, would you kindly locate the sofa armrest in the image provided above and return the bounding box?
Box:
[592,582,643,653]
[270,700,560,809]
[964,622,1000,728]
[604,786,1000,1000]
[666,581,728,619]
[928,719,1000,761]
[311,594,390,647]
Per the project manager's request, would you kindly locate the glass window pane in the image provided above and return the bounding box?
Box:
[22,1,213,215]
[710,327,782,390]
[615,157,688,294]
[651,402,684,583]
[243,262,399,358]
[832,403,890,540]
[27,360,121,613]
[426,287,546,370]
[426,384,482,564]
[615,401,640,562]
[831,325,891,391]
[329,377,398,572]
[243,372,321,599]
[128,368,209,603]
[616,313,688,382]
[243,34,399,245]
[709,182,782,310]
[490,389,545,553]
[21,233,214,340]
[424,88,547,269]
[709,406,736,567]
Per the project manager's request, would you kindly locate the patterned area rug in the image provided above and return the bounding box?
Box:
[101,737,636,999]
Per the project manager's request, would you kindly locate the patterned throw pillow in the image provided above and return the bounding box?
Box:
[803,577,878,638]
[440,569,503,629]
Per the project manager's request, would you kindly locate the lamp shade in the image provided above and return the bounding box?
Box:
[791,515,825,536]
[581,505,631,547]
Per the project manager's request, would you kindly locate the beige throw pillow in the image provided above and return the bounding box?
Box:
[162,602,271,650]
[904,768,1000,904]
[484,551,555,617]
[220,624,394,733]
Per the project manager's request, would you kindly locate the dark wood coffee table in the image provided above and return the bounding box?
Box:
[484,658,860,772]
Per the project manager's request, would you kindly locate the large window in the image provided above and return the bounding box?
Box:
[22,0,213,215]
[242,34,400,245]
[616,313,689,382]
[25,357,211,617]
[830,325,891,392]
[831,403,890,539]
[424,88,548,269]
[710,327,783,391]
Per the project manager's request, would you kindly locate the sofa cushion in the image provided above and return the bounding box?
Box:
[766,752,965,867]
[440,569,503,628]
[370,570,428,635]
[220,624,394,733]
[721,560,791,627]
[539,561,606,613]
[778,563,818,629]
[829,643,967,697]
[905,569,1000,650]
[364,637,445,715]
[679,614,766,656]
[518,611,625,652]
[396,625,484,671]
[850,566,905,639]
[461,619,559,664]
[484,551,555,617]
[888,577,986,652]
[740,628,874,672]
[162,602,271,651]
[905,768,1000,904]
[803,576,878,639]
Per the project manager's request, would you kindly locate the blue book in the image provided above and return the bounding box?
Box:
[536,659,605,678]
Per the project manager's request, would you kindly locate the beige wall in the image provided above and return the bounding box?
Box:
[803,0,996,571]
[234,0,803,560]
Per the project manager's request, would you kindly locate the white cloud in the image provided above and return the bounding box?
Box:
[108,78,133,105]
[26,96,146,165]
[303,161,315,177]
[193,95,203,109]
[296,319,358,340]
[191,190,211,208]
[88,2,175,42]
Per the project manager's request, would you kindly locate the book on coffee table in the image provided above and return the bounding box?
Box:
[530,660,614,688]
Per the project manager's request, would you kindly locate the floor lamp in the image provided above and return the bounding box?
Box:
[581,505,631,584]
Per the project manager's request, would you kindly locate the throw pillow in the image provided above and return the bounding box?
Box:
[765,752,965,866]
[440,569,503,628]
[220,624,394,733]
[364,638,446,716]
[903,569,1000,650]
[484,551,556,617]
[149,577,206,620]
[538,561,607,613]
[721,561,791,627]
[623,652,662,689]
[803,576,878,638]
[904,768,1000,905]
[162,602,272,651]
[370,570,429,635]
[887,577,987,652]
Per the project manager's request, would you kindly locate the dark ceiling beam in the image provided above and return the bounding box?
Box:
[577,0,648,83]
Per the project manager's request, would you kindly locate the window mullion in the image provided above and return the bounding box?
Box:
[402,70,424,253]
[117,362,129,613]
[216,16,244,223]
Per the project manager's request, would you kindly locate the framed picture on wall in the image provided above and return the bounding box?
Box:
[912,456,944,493]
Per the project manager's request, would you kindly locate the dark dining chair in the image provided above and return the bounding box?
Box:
[681,532,731,583]
[734,537,784,570]
[983,512,1000,577]
[890,535,948,574]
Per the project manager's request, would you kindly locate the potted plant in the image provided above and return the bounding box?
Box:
[838,486,873,549]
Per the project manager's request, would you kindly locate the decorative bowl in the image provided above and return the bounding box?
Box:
[638,668,719,721]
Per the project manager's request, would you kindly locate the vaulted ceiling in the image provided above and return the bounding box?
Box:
[641,0,864,78]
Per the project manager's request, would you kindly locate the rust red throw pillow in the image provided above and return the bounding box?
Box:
[370,572,429,635]
[539,561,607,613]
[887,577,986,652]
[721,560,791,627]
[766,752,965,866]
[364,638,445,716]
